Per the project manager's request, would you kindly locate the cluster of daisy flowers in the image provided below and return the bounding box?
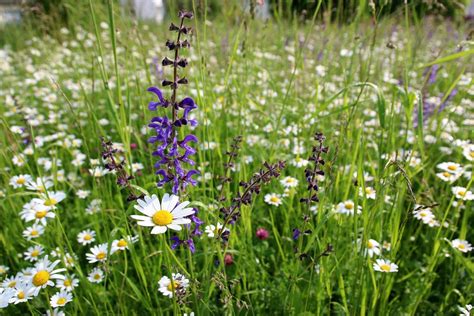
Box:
[2,172,142,310]
[9,175,65,241]
[358,238,398,273]
[0,256,71,311]
[264,176,299,207]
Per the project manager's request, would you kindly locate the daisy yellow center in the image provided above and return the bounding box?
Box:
[447,165,457,171]
[32,270,50,286]
[270,196,280,203]
[367,241,374,248]
[94,274,101,280]
[17,291,25,299]
[16,178,26,184]
[380,264,391,272]
[420,211,428,217]
[152,210,173,226]
[167,280,180,291]
[38,185,45,193]
[30,230,39,236]
[31,249,40,257]
[458,190,466,197]
[35,210,47,218]
[470,151,474,158]
[345,202,354,210]
[44,198,57,206]
[64,279,71,286]
[365,188,372,194]
[84,234,92,241]
[458,244,465,250]
[8,281,16,288]
[117,239,127,247]
[96,252,106,260]
[442,172,450,178]
[57,297,67,305]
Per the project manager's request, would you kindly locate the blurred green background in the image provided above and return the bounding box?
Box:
[0,0,470,47]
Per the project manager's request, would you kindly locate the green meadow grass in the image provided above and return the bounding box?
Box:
[0,1,473,315]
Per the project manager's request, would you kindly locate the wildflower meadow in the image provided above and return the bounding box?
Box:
[0,1,473,315]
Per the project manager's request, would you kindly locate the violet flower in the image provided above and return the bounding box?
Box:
[147,11,199,194]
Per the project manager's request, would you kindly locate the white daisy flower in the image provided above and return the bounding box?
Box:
[2,275,22,288]
[204,223,229,238]
[413,206,435,223]
[0,265,9,276]
[264,193,282,206]
[22,224,46,240]
[85,199,102,215]
[280,176,299,188]
[359,186,376,200]
[32,191,66,209]
[0,288,15,308]
[459,304,473,316]
[131,194,194,234]
[336,200,361,215]
[24,245,44,262]
[87,268,104,283]
[436,171,462,183]
[50,290,72,308]
[77,229,96,245]
[56,275,79,292]
[373,259,398,273]
[25,177,53,192]
[86,243,110,263]
[365,239,381,257]
[62,253,77,269]
[425,218,441,227]
[436,162,463,175]
[89,166,110,177]
[111,235,138,252]
[28,256,66,296]
[451,187,474,201]
[76,190,90,199]
[10,281,35,304]
[20,203,55,225]
[131,163,144,173]
[9,174,33,189]
[291,157,309,168]
[12,154,26,167]
[451,239,473,253]
[462,144,474,161]
[158,273,189,298]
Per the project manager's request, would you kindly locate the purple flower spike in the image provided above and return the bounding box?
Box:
[147,11,199,195]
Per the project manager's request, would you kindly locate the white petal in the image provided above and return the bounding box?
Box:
[162,194,179,211]
[142,205,157,217]
[171,201,190,214]
[131,215,151,221]
[136,221,156,227]
[167,224,182,231]
[172,207,194,218]
[172,218,191,225]
[151,226,167,234]
[152,197,161,211]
